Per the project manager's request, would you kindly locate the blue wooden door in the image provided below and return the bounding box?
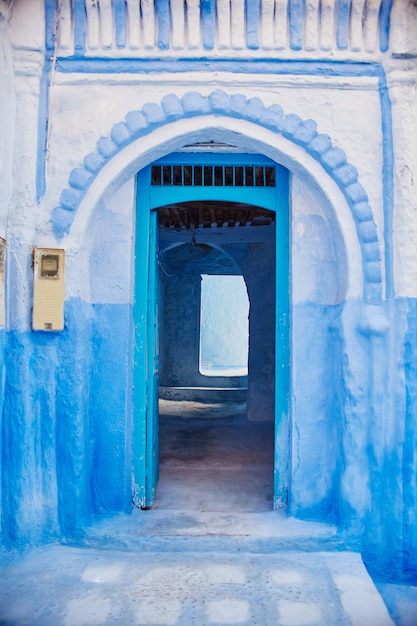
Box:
[132,167,159,508]
[274,171,290,508]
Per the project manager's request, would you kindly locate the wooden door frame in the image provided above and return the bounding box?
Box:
[132,153,290,510]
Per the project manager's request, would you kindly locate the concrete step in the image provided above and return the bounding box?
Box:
[0,544,395,626]
[82,509,345,554]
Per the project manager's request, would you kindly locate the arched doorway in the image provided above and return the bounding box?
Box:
[52,99,372,537]
[132,153,289,509]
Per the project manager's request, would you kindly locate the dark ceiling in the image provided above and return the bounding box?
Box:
[157,201,276,230]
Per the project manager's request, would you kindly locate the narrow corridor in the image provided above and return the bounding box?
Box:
[157,399,274,513]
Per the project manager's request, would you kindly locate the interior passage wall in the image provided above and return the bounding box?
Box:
[159,243,244,390]
[229,241,276,422]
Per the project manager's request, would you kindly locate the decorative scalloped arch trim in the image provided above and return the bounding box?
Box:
[51,89,382,302]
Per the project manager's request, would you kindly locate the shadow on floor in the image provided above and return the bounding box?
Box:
[157,399,274,513]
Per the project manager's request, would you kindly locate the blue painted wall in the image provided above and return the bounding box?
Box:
[1,298,133,546]
[90,303,133,516]
[1,284,417,581]
[2,0,417,594]
[290,298,417,582]
[0,327,4,539]
[2,299,92,545]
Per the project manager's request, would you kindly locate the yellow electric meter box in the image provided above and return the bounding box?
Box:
[32,247,65,332]
[0,238,5,328]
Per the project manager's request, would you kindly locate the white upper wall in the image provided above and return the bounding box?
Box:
[63,116,360,304]
[9,0,44,51]
[389,68,417,297]
[0,12,14,237]
[44,74,385,229]
[1,0,417,312]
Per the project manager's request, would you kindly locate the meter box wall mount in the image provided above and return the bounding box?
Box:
[32,247,65,332]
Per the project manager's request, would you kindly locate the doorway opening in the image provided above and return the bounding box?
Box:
[157,231,274,513]
[158,239,249,404]
[133,154,289,512]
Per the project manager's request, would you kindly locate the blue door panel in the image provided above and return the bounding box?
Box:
[132,167,159,508]
[274,169,290,508]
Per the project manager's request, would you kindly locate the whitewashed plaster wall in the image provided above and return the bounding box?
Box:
[4,1,416,306]
[0,0,45,331]
[44,76,384,238]
[0,6,15,237]
[52,110,365,309]
[0,2,416,301]
[388,68,417,296]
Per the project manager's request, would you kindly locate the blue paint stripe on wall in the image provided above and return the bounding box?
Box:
[246,0,261,50]
[0,327,3,538]
[73,0,87,54]
[379,70,394,298]
[114,0,127,48]
[0,328,4,374]
[336,0,351,49]
[404,298,417,580]
[36,60,51,202]
[288,0,303,50]
[55,58,384,76]
[379,0,392,53]
[201,0,215,49]
[39,0,58,202]
[156,0,171,49]
[44,0,56,51]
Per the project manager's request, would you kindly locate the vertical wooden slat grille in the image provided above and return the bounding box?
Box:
[151,165,276,187]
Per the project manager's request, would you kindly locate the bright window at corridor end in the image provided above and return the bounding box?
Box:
[199,274,249,377]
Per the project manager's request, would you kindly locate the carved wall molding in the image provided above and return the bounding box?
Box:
[51,0,394,58]
[51,90,382,301]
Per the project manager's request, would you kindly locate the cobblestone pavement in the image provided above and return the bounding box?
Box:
[0,545,394,626]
